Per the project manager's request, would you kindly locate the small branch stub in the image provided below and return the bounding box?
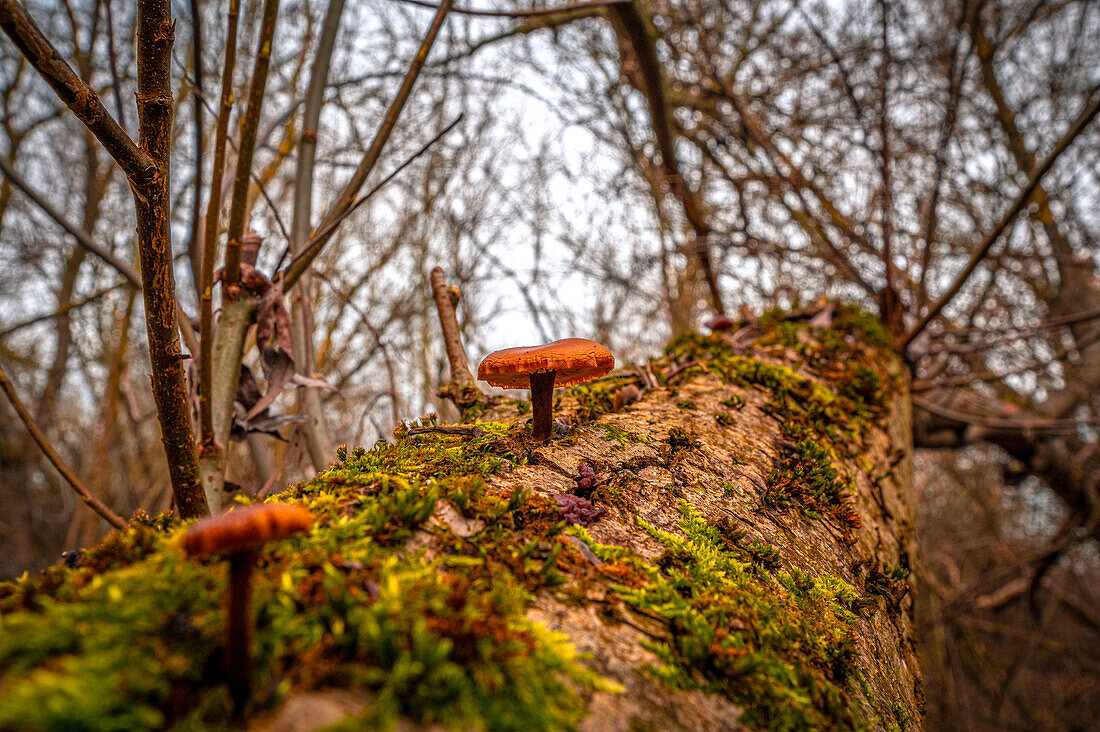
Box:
[430,266,484,413]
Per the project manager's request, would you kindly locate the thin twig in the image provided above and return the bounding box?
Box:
[223,0,281,293]
[0,363,127,530]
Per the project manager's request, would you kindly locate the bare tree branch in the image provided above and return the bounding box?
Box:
[281,0,456,291]
[0,155,141,288]
[133,0,208,518]
[0,0,154,185]
[902,93,1100,351]
[222,0,281,294]
[0,362,127,530]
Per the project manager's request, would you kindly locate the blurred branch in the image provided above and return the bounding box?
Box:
[0,362,127,530]
[916,1,970,311]
[289,0,346,471]
[608,1,725,315]
[877,0,901,334]
[913,394,1100,434]
[390,0,628,17]
[0,282,126,339]
[281,0,456,291]
[0,156,141,288]
[902,93,1100,351]
[914,327,1100,391]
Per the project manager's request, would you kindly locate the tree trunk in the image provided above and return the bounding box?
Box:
[0,309,922,730]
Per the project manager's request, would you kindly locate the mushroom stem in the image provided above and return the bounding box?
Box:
[226,549,256,713]
[530,370,556,442]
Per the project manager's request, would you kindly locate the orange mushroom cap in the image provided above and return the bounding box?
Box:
[477,338,614,389]
[184,503,313,557]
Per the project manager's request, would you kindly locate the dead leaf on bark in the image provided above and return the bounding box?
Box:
[245,347,296,421]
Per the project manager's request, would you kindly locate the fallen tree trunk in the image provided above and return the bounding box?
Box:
[0,306,921,730]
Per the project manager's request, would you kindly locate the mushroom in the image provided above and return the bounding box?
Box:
[184,503,312,712]
[478,338,614,442]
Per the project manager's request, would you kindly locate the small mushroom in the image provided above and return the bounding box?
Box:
[478,338,614,442]
[184,503,312,712]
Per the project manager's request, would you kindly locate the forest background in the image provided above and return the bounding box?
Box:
[0,0,1097,728]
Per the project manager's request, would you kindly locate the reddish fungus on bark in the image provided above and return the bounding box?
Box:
[553,493,607,526]
[184,503,312,712]
[478,338,614,442]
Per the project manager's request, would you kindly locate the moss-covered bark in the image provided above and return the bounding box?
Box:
[0,305,921,731]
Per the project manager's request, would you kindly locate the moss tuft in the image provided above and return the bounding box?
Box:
[574,501,872,730]
[0,427,614,730]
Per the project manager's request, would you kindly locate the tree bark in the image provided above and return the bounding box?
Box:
[133,0,207,519]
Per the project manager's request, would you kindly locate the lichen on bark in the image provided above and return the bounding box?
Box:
[0,305,921,731]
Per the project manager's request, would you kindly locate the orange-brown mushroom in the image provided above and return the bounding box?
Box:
[478,338,614,442]
[184,503,312,712]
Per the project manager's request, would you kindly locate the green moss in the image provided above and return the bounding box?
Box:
[0,427,615,730]
[720,395,746,411]
[715,413,735,426]
[667,427,696,454]
[600,424,649,445]
[851,560,911,610]
[573,501,871,730]
[831,306,892,350]
[765,425,861,535]
[663,311,898,533]
[558,376,636,425]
